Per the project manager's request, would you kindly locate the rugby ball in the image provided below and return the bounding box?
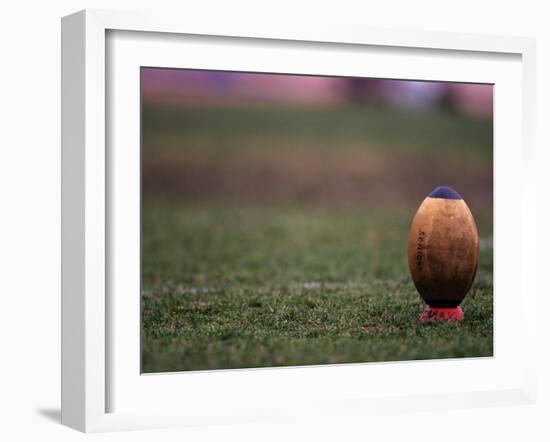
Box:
[408,186,479,308]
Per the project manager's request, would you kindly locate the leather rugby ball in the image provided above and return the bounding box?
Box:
[408,186,479,308]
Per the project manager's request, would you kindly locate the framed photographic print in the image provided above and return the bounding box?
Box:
[61,9,537,433]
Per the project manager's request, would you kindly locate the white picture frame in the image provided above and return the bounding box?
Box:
[61,9,537,433]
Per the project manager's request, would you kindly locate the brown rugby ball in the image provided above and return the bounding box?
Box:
[408,186,479,308]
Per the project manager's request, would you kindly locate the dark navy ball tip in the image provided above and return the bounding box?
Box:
[428,186,462,200]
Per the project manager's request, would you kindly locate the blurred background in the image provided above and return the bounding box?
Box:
[142,68,492,212]
[141,68,493,372]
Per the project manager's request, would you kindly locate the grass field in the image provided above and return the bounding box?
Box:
[141,102,493,373]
